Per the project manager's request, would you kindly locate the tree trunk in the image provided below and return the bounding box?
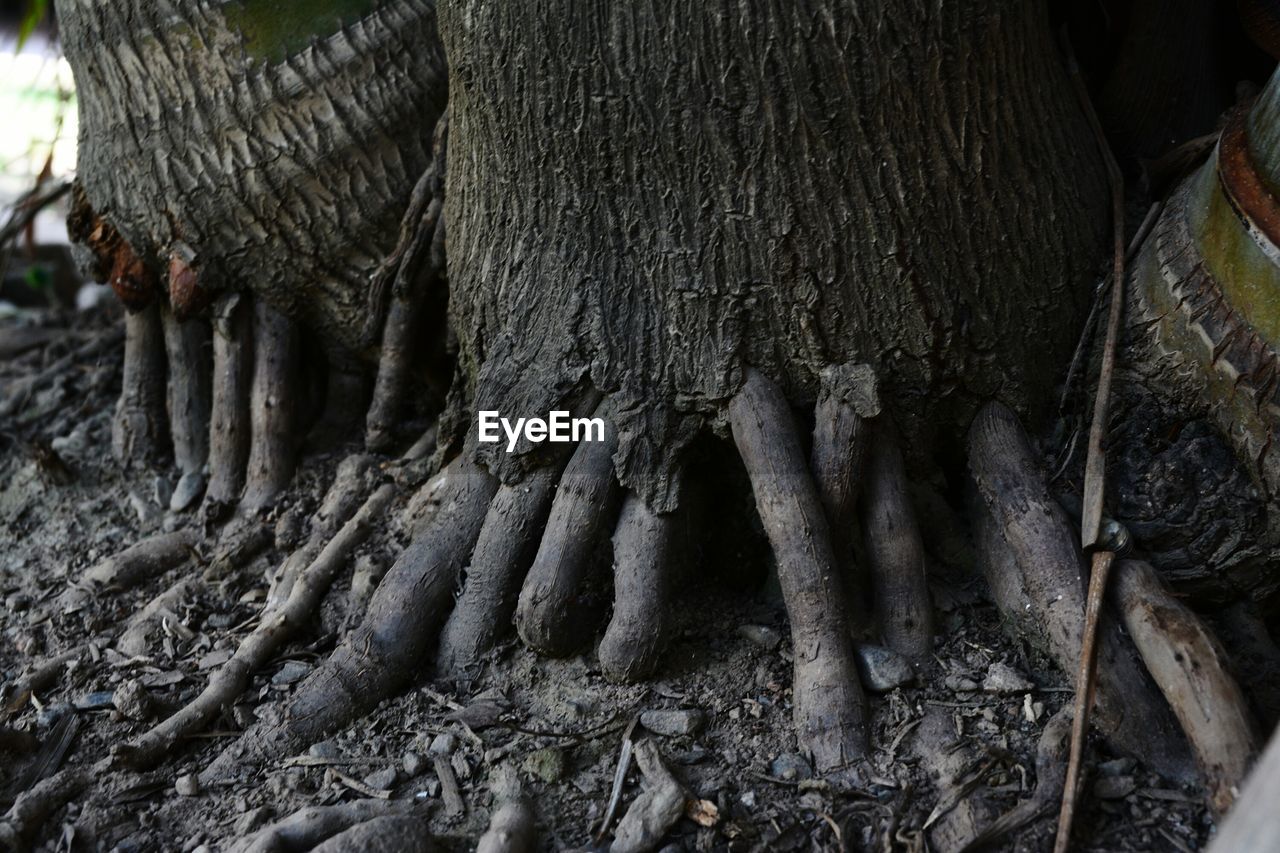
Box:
[439,0,1109,509]
[1120,65,1280,599]
[54,0,448,350]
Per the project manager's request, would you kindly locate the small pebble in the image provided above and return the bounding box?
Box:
[737,624,782,651]
[309,740,341,760]
[1098,757,1137,777]
[364,767,398,790]
[769,753,813,781]
[982,662,1034,694]
[855,645,915,692]
[169,471,205,513]
[428,732,457,756]
[1093,775,1136,800]
[403,751,427,777]
[640,709,706,737]
[112,680,153,721]
[175,774,200,797]
[944,675,979,692]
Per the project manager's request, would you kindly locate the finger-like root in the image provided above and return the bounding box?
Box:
[967,401,1193,781]
[1113,558,1258,813]
[862,420,932,660]
[160,304,212,511]
[515,413,621,657]
[117,483,395,770]
[0,765,92,850]
[81,528,200,590]
[309,814,433,853]
[366,117,448,452]
[729,368,868,773]
[112,303,168,466]
[598,493,678,683]
[958,707,1073,852]
[205,292,253,516]
[241,300,299,514]
[809,363,879,631]
[436,465,562,677]
[268,454,381,608]
[201,455,498,782]
[227,800,416,853]
[1207,724,1280,853]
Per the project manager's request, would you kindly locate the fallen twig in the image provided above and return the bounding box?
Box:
[1054,32,1129,853]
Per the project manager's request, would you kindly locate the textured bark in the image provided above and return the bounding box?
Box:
[160,306,212,483]
[440,0,1108,509]
[1121,66,1280,597]
[205,293,253,511]
[112,303,168,466]
[56,0,448,350]
[861,421,932,660]
[241,300,299,513]
[730,370,868,772]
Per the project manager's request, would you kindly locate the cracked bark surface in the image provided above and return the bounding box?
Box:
[55,0,448,350]
[442,0,1108,509]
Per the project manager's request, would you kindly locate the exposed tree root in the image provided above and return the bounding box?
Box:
[809,363,879,631]
[79,529,200,591]
[436,465,564,677]
[111,303,168,467]
[729,368,868,774]
[1113,559,1258,813]
[366,116,449,452]
[515,407,621,657]
[205,292,253,517]
[115,482,396,769]
[160,304,212,511]
[967,401,1193,780]
[241,300,299,513]
[0,764,91,851]
[308,813,432,853]
[862,420,932,661]
[268,454,381,608]
[227,800,416,853]
[202,454,498,782]
[597,493,678,683]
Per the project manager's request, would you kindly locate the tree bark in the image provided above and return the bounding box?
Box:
[55,0,448,350]
[440,0,1108,510]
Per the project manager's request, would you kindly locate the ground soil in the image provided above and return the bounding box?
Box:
[1,302,1216,851]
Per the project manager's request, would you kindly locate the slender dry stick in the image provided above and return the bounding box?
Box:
[1054,41,1128,853]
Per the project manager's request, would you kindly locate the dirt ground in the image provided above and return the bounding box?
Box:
[0,302,1217,851]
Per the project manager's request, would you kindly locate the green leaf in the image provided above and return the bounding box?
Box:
[18,0,50,50]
